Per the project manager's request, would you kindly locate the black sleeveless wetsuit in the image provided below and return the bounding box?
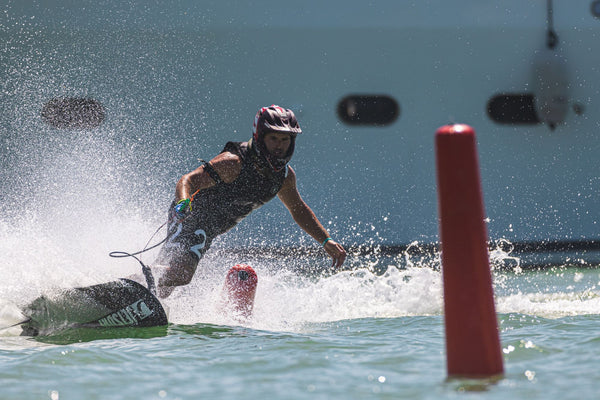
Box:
[156,141,287,267]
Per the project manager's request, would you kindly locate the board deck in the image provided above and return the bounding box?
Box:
[21,279,168,336]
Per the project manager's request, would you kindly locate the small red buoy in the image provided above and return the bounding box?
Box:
[221,264,258,319]
[435,124,504,378]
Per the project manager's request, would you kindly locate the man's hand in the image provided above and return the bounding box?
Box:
[323,239,347,269]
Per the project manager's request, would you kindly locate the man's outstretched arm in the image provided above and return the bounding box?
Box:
[278,166,347,268]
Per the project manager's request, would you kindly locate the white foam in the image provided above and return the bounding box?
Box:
[161,262,444,332]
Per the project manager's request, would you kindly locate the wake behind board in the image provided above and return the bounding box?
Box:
[21,279,167,336]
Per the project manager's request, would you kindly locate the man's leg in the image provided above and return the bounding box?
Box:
[156,253,197,298]
[154,220,211,298]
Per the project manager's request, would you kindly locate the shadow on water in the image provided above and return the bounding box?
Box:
[444,375,504,393]
[26,322,251,345]
[168,323,251,339]
[29,325,168,345]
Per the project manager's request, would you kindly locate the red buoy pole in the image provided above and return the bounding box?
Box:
[435,124,504,378]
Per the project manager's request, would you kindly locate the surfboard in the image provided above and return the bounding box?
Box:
[20,279,168,336]
[17,264,257,335]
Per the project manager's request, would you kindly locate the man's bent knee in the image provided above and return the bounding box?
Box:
[159,263,196,287]
[157,265,195,299]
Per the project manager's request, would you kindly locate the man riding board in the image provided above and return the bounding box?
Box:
[154,105,346,298]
